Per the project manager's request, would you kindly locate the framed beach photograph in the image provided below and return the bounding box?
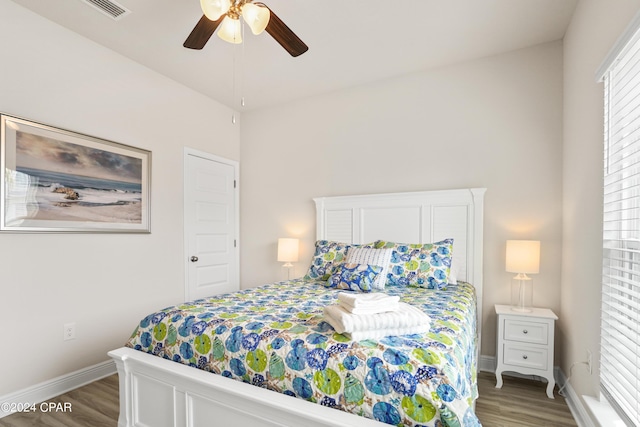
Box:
[0,114,151,233]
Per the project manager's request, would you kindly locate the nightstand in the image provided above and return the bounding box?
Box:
[494,304,558,398]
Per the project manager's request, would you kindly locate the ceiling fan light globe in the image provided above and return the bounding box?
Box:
[200,0,231,21]
[217,16,243,44]
[241,3,270,35]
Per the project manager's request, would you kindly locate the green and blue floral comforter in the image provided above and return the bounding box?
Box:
[126,279,481,427]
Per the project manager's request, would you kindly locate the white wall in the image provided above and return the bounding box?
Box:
[0,0,239,395]
[240,41,564,358]
[562,0,640,406]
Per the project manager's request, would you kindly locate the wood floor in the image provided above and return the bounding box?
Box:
[0,371,577,426]
[475,372,578,427]
[0,375,119,427]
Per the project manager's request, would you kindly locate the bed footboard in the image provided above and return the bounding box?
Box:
[108,347,384,427]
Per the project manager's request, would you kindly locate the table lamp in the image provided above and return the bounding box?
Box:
[277,238,299,279]
[506,240,540,312]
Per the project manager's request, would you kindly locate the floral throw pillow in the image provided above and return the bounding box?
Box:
[373,239,454,290]
[345,247,393,290]
[303,240,354,281]
[325,263,383,292]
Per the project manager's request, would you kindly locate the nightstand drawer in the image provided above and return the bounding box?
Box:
[503,343,548,370]
[504,319,548,345]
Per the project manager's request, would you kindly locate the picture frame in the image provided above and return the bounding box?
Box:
[1,114,151,233]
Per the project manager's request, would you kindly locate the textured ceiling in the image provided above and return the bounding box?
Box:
[10,0,578,111]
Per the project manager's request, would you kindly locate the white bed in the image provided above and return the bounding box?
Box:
[109,187,486,427]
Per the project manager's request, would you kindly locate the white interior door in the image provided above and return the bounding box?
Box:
[184,149,239,300]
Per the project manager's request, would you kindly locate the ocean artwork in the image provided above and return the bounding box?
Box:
[1,114,150,232]
[15,166,142,223]
[8,129,144,225]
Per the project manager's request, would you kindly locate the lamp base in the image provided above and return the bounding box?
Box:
[281,263,294,280]
[510,275,533,312]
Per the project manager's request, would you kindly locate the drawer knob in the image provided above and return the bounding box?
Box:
[523,329,528,334]
[522,355,528,360]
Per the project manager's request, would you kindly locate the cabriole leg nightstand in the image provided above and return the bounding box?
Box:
[494,304,558,398]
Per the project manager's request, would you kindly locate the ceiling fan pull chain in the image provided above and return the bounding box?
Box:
[240,20,246,108]
[232,31,237,110]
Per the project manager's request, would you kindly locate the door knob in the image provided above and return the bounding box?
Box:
[190,256,199,262]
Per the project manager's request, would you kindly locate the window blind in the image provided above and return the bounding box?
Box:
[602,23,640,427]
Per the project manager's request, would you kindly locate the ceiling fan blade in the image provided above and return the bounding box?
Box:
[264,7,308,57]
[184,15,223,50]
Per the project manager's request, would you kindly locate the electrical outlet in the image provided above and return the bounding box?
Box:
[587,350,592,374]
[63,323,76,341]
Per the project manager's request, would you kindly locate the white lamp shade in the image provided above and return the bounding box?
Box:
[505,240,540,274]
[217,16,243,44]
[242,3,270,35]
[277,238,299,263]
[200,0,231,21]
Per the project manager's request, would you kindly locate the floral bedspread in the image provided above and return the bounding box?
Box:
[126,279,481,427]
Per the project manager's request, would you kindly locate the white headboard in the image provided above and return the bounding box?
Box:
[313,188,486,345]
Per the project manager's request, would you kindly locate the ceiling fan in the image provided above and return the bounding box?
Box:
[184,0,309,57]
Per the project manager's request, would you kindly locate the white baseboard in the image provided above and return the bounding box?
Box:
[478,355,594,427]
[0,359,116,419]
[479,354,495,372]
[556,369,596,427]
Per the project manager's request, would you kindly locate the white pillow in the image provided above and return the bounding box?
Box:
[346,247,393,290]
[448,258,459,284]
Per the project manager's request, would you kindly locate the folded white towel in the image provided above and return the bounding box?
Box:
[323,310,430,341]
[337,292,400,310]
[347,325,430,341]
[338,300,400,315]
[323,303,430,333]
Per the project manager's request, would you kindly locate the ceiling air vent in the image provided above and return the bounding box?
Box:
[80,0,131,20]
